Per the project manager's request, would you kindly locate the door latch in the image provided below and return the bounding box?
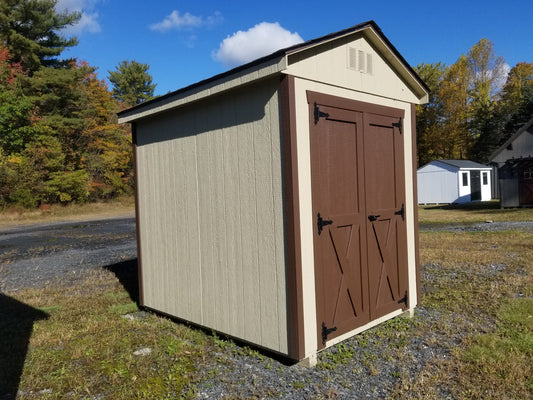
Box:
[368,214,380,222]
[317,213,333,235]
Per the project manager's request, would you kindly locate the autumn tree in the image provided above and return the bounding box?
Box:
[436,55,471,159]
[415,38,525,164]
[0,1,137,208]
[414,62,446,166]
[78,63,133,199]
[468,62,533,162]
[108,60,156,107]
[465,39,507,161]
[499,62,533,132]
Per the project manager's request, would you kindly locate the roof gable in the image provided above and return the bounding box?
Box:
[119,20,429,124]
[285,23,428,104]
[490,117,533,163]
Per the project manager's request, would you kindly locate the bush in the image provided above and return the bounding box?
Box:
[43,170,90,204]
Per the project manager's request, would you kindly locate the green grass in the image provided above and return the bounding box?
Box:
[457,298,533,398]
[1,202,532,398]
[402,207,533,399]
[0,273,211,399]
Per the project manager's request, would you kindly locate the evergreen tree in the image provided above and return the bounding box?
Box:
[0,46,37,153]
[0,0,80,73]
[108,60,156,107]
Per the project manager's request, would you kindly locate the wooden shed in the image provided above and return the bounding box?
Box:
[118,20,429,364]
[490,117,533,207]
[417,160,492,204]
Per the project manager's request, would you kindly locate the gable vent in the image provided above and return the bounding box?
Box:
[347,47,373,75]
[348,47,357,70]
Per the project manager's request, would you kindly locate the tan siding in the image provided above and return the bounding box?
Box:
[135,78,288,354]
[238,99,262,344]
[197,127,216,325]
[223,120,245,339]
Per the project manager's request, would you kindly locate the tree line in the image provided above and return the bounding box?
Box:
[0,0,155,208]
[1,1,532,208]
[414,40,533,166]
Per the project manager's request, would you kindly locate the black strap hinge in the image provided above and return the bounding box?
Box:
[394,203,405,221]
[398,290,408,307]
[322,322,337,344]
[317,212,333,235]
[392,117,402,134]
[314,102,330,124]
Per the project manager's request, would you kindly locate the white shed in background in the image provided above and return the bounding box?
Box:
[417,160,492,204]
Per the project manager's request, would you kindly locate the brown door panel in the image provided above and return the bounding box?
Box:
[310,94,408,348]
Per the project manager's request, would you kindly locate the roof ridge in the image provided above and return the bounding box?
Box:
[118,20,428,118]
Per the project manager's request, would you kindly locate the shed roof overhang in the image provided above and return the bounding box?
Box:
[118,20,429,124]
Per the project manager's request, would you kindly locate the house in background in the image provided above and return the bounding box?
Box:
[417,160,492,204]
[490,117,533,207]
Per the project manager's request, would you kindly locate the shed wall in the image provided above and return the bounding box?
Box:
[135,78,289,354]
[417,169,458,204]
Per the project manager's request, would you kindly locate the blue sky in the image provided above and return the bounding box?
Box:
[57,0,533,96]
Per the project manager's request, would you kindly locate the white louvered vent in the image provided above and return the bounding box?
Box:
[347,47,373,75]
[366,52,373,75]
[348,47,357,70]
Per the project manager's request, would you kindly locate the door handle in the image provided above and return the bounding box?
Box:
[368,214,380,222]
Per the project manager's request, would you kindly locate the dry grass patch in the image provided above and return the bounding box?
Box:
[421,230,533,314]
[0,196,135,229]
[418,201,533,224]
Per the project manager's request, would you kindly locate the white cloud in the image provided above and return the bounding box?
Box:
[493,62,511,93]
[213,22,304,68]
[55,0,101,35]
[150,10,223,32]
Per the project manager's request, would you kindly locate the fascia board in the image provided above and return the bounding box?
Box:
[118,56,286,123]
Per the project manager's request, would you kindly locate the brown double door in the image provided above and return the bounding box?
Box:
[309,92,408,348]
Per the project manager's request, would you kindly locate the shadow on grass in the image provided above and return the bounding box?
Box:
[104,258,139,305]
[420,200,502,212]
[0,294,49,400]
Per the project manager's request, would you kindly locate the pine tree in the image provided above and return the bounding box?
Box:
[0,0,80,73]
[108,60,156,107]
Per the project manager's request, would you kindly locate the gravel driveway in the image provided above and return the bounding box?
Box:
[0,217,137,292]
[1,218,530,399]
